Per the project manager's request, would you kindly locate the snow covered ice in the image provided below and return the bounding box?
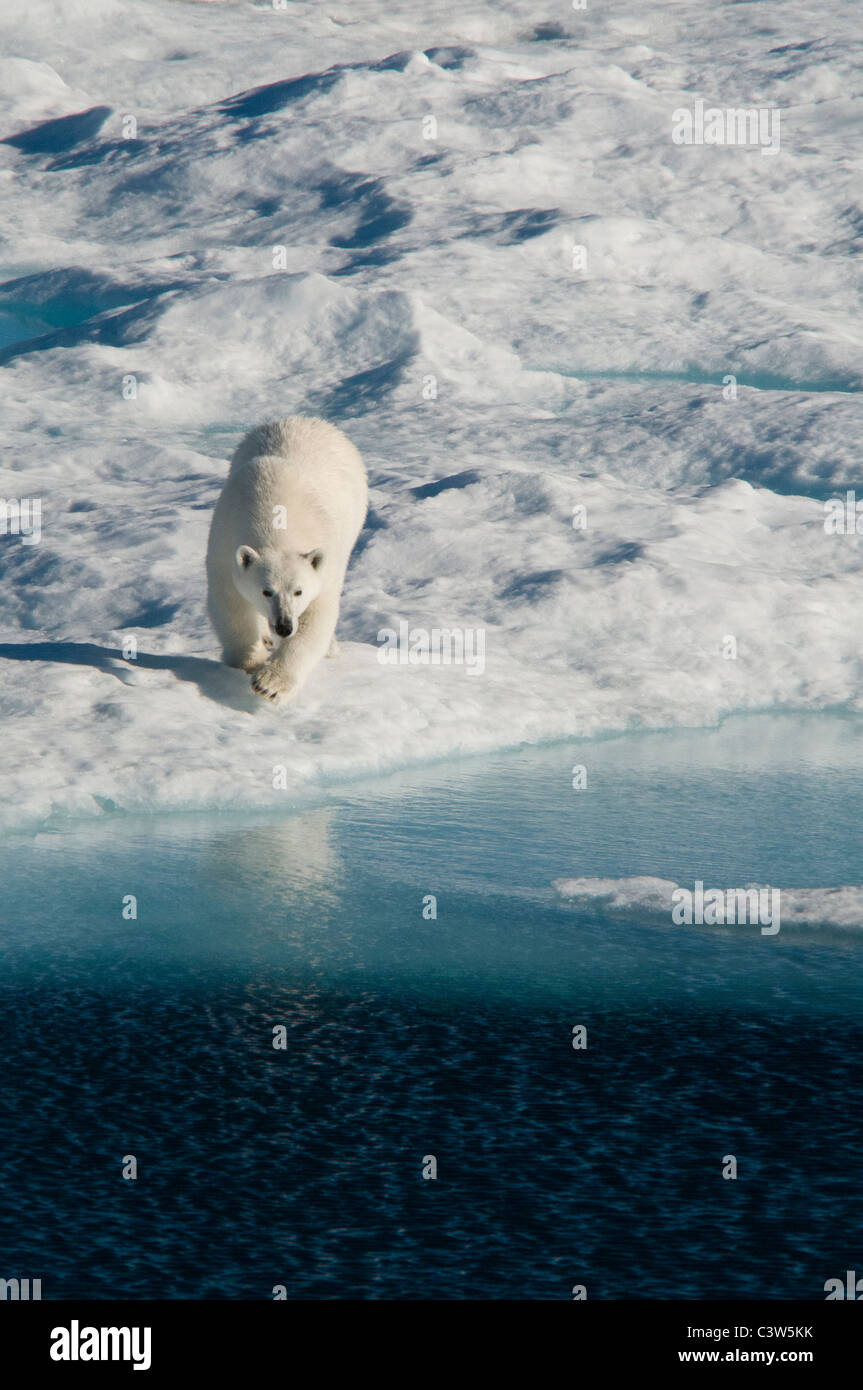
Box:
[0,0,862,834]
[554,876,863,931]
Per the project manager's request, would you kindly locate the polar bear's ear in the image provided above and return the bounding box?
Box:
[304,549,324,570]
[236,545,260,570]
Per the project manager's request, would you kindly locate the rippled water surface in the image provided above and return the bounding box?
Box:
[2,713,862,1298]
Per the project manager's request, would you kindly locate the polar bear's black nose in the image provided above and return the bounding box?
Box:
[275,618,293,638]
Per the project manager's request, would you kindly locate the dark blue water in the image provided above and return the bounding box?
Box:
[1,712,862,1299]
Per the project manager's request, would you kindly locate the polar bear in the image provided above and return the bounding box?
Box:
[206,416,368,703]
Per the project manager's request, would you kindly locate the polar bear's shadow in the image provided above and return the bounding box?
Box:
[0,641,260,713]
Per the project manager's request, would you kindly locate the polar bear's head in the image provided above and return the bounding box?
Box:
[234,544,324,638]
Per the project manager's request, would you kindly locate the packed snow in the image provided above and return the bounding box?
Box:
[0,0,861,830]
[554,876,863,930]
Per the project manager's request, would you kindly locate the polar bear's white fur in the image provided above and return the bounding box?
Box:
[206,416,368,703]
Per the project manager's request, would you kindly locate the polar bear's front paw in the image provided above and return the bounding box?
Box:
[232,640,272,672]
[250,661,297,704]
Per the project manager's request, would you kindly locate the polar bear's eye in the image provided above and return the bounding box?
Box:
[262,588,274,598]
[293,589,303,597]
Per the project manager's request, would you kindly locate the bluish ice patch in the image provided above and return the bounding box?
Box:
[531,363,863,395]
[0,268,189,359]
[2,105,112,155]
[0,310,34,351]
